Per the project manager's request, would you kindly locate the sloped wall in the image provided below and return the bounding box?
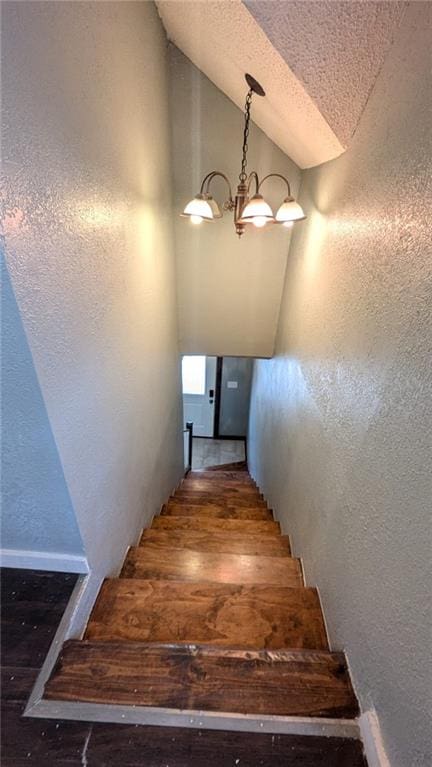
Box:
[1,257,85,565]
[1,1,184,576]
[248,5,431,766]
[169,46,301,358]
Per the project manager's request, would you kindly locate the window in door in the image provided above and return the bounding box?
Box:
[182,355,206,395]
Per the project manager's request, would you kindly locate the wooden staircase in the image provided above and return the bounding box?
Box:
[41,465,363,753]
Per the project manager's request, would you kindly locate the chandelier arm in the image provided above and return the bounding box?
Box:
[199,172,219,194]
[247,171,260,196]
[200,171,234,203]
[257,173,292,197]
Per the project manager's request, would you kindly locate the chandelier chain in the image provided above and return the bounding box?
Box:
[239,89,253,183]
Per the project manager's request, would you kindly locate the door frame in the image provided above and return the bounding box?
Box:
[213,357,223,439]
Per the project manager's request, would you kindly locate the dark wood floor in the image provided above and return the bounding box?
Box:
[1,567,367,766]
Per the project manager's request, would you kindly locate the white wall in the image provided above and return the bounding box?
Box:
[248,5,432,767]
[169,46,302,358]
[1,1,184,576]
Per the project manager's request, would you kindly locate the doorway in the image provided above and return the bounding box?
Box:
[182,355,217,437]
[182,355,254,469]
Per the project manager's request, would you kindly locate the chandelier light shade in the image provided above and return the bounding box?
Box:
[181,194,216,223]
[275,196,306,224]
[238,194,275,226]
[181,73,306,237]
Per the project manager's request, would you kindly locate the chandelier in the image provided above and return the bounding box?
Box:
[181,74,306,238]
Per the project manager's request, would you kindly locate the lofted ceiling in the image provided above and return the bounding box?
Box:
[156,0,406,169]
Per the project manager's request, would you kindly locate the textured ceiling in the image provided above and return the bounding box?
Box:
[245,0,406,147]
[156,0,344,168]
[156,0,406,169]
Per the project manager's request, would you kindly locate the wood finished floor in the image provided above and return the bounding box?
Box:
[1,568,90,766]
[1,567,368,766]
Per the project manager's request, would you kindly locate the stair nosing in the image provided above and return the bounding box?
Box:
[100,576,315,589]
[58,637,347,661]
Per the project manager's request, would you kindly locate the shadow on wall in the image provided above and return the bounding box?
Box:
[1,254,85,558]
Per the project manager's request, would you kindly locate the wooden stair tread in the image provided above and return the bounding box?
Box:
[85,579,328,650]
[162,503,272,520]
[168,494,268,509]
[44,640,359,718]
[180,483,258,494]
[152,516,280,535]
[177,481,263,497]
[204,460,248,471]
[140,529,292,556]
[121,547,302,586]
[187,471,256,484]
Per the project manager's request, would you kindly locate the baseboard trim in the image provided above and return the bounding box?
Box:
[26,696,361,738]
[359,710,391,767]
[0,548,89,574]
[24,570,103,716]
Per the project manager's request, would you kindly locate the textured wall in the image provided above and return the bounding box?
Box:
[1,256,85,558]
[245,1,406,147]
[170,46,301,358]
[1,1,184,575]
[248,5,432,766]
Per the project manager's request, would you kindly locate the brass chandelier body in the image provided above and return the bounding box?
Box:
[181,74,306,237]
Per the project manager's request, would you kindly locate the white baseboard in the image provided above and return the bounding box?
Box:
[359,710,391,767]
[25,569,103,717]
[0,548,89,574]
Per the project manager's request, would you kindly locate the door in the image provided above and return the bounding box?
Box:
[216,357,253,437]
[182,355,217,437]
